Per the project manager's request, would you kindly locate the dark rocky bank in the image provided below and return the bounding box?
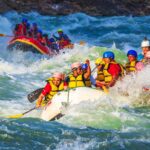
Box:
[0,0,150,16]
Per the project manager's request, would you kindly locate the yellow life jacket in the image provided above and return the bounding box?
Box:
[125,60,137,73]
[96,70,105,81]
[68,74,85,88]
[103,61,119,83]
[84,76,91,87]
[44,79,64,104]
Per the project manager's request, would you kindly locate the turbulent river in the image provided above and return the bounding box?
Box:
[0,12,150,150]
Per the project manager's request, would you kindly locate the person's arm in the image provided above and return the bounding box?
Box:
[84,59,91,79]
[36,83,51,107]
[36,93,45,108]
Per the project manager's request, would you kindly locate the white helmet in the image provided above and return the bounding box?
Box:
[141,39,150,48]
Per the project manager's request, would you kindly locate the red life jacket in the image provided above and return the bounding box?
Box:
[15,24,23,36]
[37,35,43,43]
[59,39,70,49]
[22,24,27,35]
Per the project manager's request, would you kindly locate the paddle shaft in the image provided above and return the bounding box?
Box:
[7,107,36,119]
[91,66,97,73]
[22,107,36,115]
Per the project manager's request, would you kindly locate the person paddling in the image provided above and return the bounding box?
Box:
[95,58,105,84]
[140,51,150,91]
[65,61,91,89]
[143,51,150,65]
[13,18,28,37]
[141,38,150,63]
[20,18,28,36]
[13,24,21,37]
[30,23,38,38]
[125,50,140,73]
[81,63,96,87]
[53,29,71,49]
[36,72,65,108]
[41,34,50,46]
[36,29,43,44]
[96,51,122,88]
[48,37,59,53]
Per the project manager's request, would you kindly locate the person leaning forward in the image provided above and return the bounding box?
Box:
[65,60,91,89]
[36,72,65,108]
[96,51,122,88]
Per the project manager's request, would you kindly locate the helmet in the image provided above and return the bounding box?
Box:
[141,39,150,48]
[137,54,144,61]
[27,23,30,28]
[37,29,42,34]
[49,38,55,42]
[95,58,105,65]
[103,51,115,59]
[127,50,137,57]
[32,23,37,26]
[22,18,28,23]
[71,62,81,70]
[136,62,144,71]
[146,51,150,58]
[52,72,63,80]
[82,64,88,70]
[57,29,63,32]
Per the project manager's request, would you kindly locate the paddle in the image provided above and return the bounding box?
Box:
[27,88,44,103]
[0,33,14,37]
[7,107,36,119]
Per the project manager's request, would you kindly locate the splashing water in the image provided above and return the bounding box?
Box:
[0,12,150,149]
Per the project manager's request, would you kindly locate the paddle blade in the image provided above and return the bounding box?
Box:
[27,88,44,103]
[102,86,109,94]
[0,33,14,37]
[7,114,23,119]
[0,33,5,36]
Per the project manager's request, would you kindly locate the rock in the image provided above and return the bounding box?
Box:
[0,1,11,13]
[0,0,150,16]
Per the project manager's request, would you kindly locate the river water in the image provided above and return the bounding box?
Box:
[0,12,150,150]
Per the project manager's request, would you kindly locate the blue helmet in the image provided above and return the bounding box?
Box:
[22,18,28,23]
[49,38,55,42]
[37,29,42,34]
[82,64,88,70]
[127,50,137,57]
[137,53,144,61]
[103,51,115,59]
[27,23,30,27]
[32,23,37,26]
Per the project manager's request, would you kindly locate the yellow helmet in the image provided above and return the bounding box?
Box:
[95,58,105,65]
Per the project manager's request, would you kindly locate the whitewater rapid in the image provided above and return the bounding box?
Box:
[0,11,150,150]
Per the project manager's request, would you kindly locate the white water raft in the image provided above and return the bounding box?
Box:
[40,87,106,121]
